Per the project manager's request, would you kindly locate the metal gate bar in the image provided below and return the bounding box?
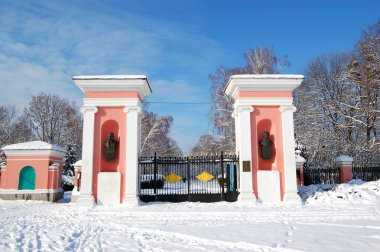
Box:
[138,152,239,202]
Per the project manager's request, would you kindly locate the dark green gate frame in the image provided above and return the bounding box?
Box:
[18,166,36,190]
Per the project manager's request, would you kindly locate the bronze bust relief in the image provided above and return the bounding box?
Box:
[260,131,272,160]
[104,132,118,162]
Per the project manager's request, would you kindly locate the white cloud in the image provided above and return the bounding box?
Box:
[0,1,223,151]
[0,53,81,108]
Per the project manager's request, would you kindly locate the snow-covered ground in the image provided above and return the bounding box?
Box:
[1,180,380,252]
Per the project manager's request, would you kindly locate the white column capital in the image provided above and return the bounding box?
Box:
[81,106,98,114]
[123,106,142,114]
[279,105,296,113]
[233,105,254,117]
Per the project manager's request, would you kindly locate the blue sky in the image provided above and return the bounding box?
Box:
[0,0,379,152]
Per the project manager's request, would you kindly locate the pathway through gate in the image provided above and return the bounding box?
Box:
[138,152,239,202]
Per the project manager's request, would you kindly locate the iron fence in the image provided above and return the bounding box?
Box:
[353,164,380,181]
[138,152,239,202]
[303,167,340,185]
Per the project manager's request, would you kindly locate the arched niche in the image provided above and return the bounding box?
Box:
[101,120,120,172]
[257,119,277,170]
[18,166,36,190]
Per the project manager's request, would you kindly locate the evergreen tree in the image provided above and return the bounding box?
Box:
[63,144,77,176]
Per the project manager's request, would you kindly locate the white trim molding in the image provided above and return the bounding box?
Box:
[3,150,65,158]
[234,97,294,107]
[225,74,304,98]
[48,162,60,170]
[73,75,152,98]
[84,98,141,108]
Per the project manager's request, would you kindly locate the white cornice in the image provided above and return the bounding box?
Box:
[83,98,141,108]
[73,75,152,98]
[234,97,294,107]
[3,149,65,158]
[224,74,304,97]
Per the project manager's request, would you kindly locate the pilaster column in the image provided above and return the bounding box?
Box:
[279,105,301,203]
[232,111,240,156]
[77,106,97,207]
[123,106,142,205]
[235,105,256,202]
[0,165,6,188]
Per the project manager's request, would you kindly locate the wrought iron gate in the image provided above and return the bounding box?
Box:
[138,152,239,202]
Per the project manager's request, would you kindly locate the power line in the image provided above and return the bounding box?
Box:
[142,101,211,105]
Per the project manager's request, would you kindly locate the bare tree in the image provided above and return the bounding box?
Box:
[244,46,290,74]
[191,134,219,154]
[0,105,32,147]
[295,23,380,165]
[140,112,181,156]
[23,93,83,151]
[295,52,363,163]
[64,102,83,157]
[209,66,248,152]
[347,21,380,152]
[205,46,290,153]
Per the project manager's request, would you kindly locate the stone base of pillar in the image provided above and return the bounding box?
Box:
[238,192,257,202]
[123,194,139,206]
[76,194,95,207]
[71,189,80,203]
[284,191,302,204]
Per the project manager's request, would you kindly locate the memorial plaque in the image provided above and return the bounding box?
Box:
[242,161,251,172]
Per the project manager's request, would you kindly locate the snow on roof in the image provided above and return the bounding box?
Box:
[229,74,304,79]
[295,155,306,163]
[73,160,82,167]
[1,141,65,153]
[72,75,147,80]
[335,155,354,163]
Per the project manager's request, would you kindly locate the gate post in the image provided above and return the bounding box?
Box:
[225,75,303,203]
[233,105,256,202]
[335,155,353,183]
[77,106,97,207]
[123,106,143,205]
[73,75,152,206]
[220,151,225,200]
[295,155,306,185]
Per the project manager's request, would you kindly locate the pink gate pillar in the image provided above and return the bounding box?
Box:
[225,75,304,203]
[295,155,306,185]
[335,155,353,183]
[73,75,152,206]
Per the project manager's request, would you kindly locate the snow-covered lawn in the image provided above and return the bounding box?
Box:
[1,180,380,252]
